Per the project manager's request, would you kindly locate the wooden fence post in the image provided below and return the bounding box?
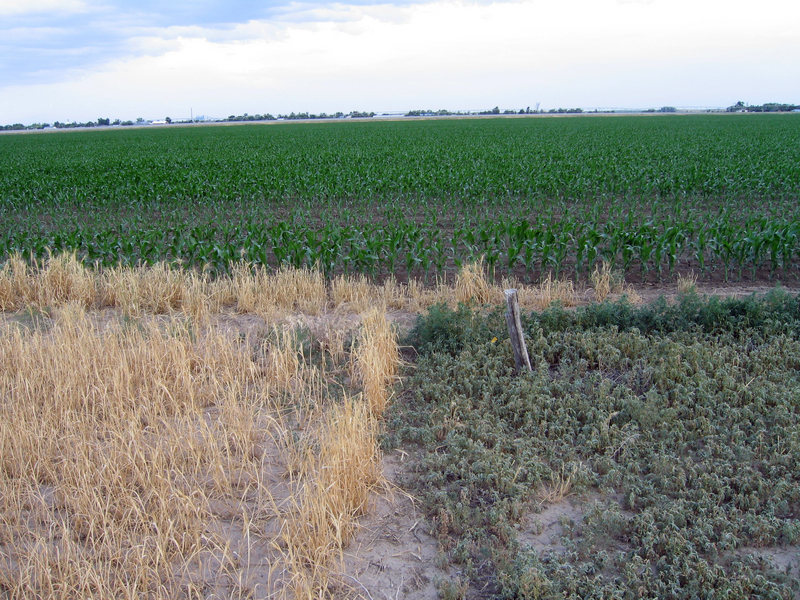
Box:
[505,289,532,373]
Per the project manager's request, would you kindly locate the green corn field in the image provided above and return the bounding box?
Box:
[1,114,798,281]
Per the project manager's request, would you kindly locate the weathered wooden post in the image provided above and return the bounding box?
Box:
[504,289,532,373]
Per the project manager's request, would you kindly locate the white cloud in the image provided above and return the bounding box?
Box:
[0,0,86,15]
[0,0,798,123]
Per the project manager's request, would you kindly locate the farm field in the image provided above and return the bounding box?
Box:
[1,114,799,283]
[1,115,800,599]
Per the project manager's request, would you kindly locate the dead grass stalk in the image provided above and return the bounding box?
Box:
[352,308,400,417]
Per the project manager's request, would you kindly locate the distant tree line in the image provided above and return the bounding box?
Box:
[226,113,276,122]
[224,111,376,121]
[406,109,462,116]
[407,107,540,117]
[727,101,799,112]
[346,111,375,119]
[1,123,49,131]
[24,101,793,131]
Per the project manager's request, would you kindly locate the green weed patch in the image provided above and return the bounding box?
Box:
[389,291,800,598]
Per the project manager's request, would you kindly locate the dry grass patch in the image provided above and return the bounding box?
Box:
[102,261,187,315]
[1,253,523,319]
[0,290,401,598]
[451,261,578,311]
[507,274,578,310]
[534,464,583,507]
[454,258,493,305]
[230,264,327,317]
[590,261,615,302]
[0,252,96,310]
[0,304,266,598]
[591,261,642,304]
[351,308,401,417]
[331,274,375,313]
[677,271,698,294]
[280,396,384,598]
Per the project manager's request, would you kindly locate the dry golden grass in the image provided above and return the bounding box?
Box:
[0,303,266,598]
[0,257,404,598]
[534,464,583,507]
[1,253,641,320]
[0,252,96,310]
[0,256,341,319]
[102,261,187,315]
[352,308,401,417]
[0,255,24,311]
[454,257,493,305]
[508,274,578,310]
[591,261,614,302]
[267,325,305,393]
[450,261,579,310]
[590,261,642,304]
[230,263,327,317]
[280,396,383,598]
[331,274,375,313]
[331,273,445,314]
[677,271,698,294]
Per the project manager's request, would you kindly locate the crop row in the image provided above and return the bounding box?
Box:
[3,212,798,282]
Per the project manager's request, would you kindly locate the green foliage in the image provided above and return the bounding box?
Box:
[551,288,800,338]
[405,302,504,356]
[390,294,800,598]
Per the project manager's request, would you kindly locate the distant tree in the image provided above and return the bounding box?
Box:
[726,101,797,113]
[660,106,677,113]
[136,117,145,123]
[97,117,110,126]
[165,117,172,124]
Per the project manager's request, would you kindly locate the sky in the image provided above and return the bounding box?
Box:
[1,0,799,124]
